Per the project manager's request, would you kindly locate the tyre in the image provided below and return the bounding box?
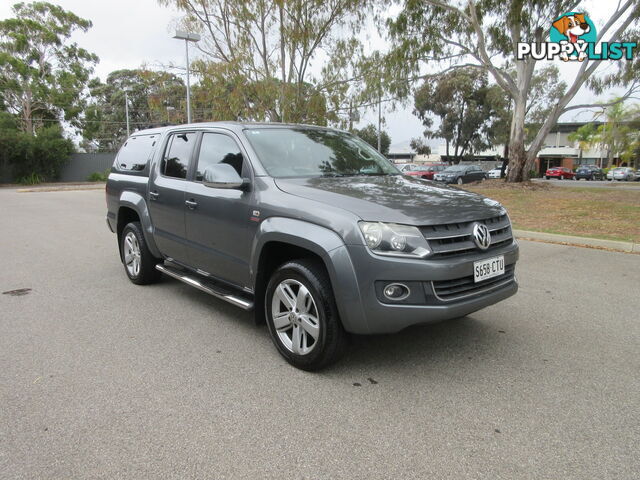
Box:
[120,222,162,285]
[456,177,463,185]
[560,175,564,180]
[265,259,347,370]
[545,176,549,180]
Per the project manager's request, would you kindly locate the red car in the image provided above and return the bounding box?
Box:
[545,167,575,180]
[403,164,446,180]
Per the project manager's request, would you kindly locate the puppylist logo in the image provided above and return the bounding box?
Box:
[517,12,637,62]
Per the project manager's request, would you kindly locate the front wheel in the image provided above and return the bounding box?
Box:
[456,177,463,185]
[120,222,162,285]
[265,259,347,370]
[560,175,565,180]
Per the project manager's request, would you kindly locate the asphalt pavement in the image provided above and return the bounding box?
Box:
[1,188,638,480]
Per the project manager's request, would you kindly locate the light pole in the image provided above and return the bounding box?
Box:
[173,30,200,123]
[124,90,130,137]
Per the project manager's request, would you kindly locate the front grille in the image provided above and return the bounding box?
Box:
[420,214,513,258]
[432,264,516,302]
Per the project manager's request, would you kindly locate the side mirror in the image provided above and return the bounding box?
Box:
[202,163,248,190]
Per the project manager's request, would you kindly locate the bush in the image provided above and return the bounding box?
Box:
[87,169,110,182]
[528,169,539,179]
[0,112,74,182]
[16,172,44,185]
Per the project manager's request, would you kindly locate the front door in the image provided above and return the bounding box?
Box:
[184,132,253,288]
[148,131,197,264]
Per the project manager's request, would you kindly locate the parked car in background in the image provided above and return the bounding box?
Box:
[395,163,418,173]
[487,168,502,179]
[607,167,636,181]
[402,164,446,180]
[434,165,486,184]
[575,165,604,181]
[545,167,575,180]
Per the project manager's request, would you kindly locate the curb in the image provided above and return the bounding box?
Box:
[16,184,105,193]
[513,229,639,254]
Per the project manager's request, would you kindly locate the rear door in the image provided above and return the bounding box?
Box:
[148,131,197,263]
[184,131,253,288]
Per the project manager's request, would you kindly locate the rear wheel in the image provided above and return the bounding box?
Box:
[120,222,162,285]
[560,175,565,180]
[265,259,347,371]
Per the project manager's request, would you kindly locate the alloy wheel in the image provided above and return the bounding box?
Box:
[271,279,320,355]
[124,231,141,277]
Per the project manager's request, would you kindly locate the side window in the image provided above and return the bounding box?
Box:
[195,133,244,181]
[161,132,196,179]
[115,134,157,171]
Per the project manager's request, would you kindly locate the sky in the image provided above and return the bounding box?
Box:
[0,0,633,150]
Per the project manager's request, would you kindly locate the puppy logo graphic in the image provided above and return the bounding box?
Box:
[517,12,636,62]
[551,12,596,61]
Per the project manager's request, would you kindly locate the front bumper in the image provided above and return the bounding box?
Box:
[331,241,519,334]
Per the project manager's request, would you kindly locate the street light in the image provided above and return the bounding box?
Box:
[172,30,200,123]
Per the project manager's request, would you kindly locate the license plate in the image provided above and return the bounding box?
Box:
[473,255,505,283]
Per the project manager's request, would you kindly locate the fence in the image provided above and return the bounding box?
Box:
[58,153,116,182]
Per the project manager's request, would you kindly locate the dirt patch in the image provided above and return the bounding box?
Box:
[462,183,640,243]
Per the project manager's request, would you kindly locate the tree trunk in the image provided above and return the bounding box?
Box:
[506,96,527,182]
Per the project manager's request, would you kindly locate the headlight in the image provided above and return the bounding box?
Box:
[359,222,430,258]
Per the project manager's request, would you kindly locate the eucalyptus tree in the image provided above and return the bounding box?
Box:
[413,68,496,163]
[159,0,370,125]
[0,2,98,134]
[353,123,391,154]
[83,69,185,151]
[382,1,640,182]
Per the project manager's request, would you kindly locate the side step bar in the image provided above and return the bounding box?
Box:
[156,264,254,311]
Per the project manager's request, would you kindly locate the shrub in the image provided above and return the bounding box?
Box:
[87,169,110,182]
[16,172,44,185]
[0,113,74,182]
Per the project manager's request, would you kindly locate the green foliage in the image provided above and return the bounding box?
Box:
[87,169,110,182]
[17,172,44,185]
[568,123,597,161]
[0,2,98,134]
[352,124,391,155]
[83,69,185,151]
[413,68,496,162]
[0,112,74,181]
[595,99,640,168]
[410,138,431,155]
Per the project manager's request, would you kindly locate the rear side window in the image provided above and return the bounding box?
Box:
[115,134,157,171]
[195,133,245,181]
[161,132,196,179]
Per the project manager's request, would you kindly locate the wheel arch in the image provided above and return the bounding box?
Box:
[250,217,363,332]
[117,191,162,258]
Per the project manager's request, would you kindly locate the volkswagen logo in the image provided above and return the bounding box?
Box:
[472,223,491,250]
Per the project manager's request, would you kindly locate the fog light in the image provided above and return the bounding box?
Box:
[383,283,410,301]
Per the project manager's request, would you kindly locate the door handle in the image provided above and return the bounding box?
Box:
[185,199,198,209]
[149,191,160,200]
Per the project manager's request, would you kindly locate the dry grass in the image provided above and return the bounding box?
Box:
[462,180,640,243]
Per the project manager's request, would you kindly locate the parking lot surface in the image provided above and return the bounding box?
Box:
[1,188,638,479]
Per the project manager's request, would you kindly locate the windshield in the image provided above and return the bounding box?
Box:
[245,128,400,178]
[443,165,466,173]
